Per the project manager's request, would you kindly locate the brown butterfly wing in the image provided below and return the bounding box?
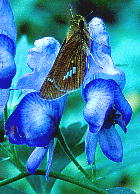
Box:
[40,32,87,99]
[40,80,66,99]
[56,40,86,90]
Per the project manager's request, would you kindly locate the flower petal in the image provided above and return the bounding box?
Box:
[0,89,9,119]
[0,0,17,43]
[0,37,16,88]
[85,129,98,165]
[5,92,66,146]
[0,34,15,56]
[16,37,60,91]
[113,81,132,125]
[46,138,54,180]
[98,126,123,162]
[26,147,48,174]
[83,17,125,90]
[114,110,127,133]
[89,17,111,56]
[83,79,114,133]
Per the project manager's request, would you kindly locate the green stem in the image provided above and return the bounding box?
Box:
[0,120,5,142]
[0,144,13,158]
[57,128,90,180]
[91,161,96,181]
[0,170,107,194]
[0,105,8,142]
[4,105,8,123]
[9,143,25,171]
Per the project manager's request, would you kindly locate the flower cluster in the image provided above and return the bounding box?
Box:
[1,0,132,180]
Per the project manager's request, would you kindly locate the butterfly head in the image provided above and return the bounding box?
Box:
[71,15,88,31]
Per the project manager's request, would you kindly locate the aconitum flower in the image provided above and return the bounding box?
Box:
[16,37,60,91]
[83,79,132,163]
[0,0,16,118]
[5,37,67,178]
[83,17,132,163]
[84,17,125,90]
[5,36,67,178]
[6,92,66,178]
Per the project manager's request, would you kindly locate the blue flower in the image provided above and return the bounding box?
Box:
[0,0,16,118]
[83,18,132,164]
[0,0,17,43]
[5,37,66,179]
[83,79,132,163]
[16,37,60,91]
[0,35,16,88]
[5,92,66,178]
[0,0,16,88]
[84,17,126,90]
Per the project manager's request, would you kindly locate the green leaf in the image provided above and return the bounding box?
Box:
[0,143,13,159]
[0,157,10,163]
[107,187,136,194]
[61,122,87,147]
[26,176,46,194]
[0,186,26,194]
[44,142,85,193]
[61,89,86,127]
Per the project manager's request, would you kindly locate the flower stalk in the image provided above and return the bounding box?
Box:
[0,170,107,194]
[57,128,90,180]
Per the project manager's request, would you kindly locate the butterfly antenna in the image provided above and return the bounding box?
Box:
[85,10,94,20]
[68,3,74,19]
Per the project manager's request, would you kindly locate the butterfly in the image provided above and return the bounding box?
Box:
[40,15,90,100]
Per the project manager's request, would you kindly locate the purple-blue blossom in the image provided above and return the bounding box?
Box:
[84,17,126,90]
[16,37,60,91]
[0,35,16,88]
[0,0,16,118]
[5,14,133,177]
[83,17,132,163]
[83,79,132,163]
[5,37,67,179]
[5,92,66,178]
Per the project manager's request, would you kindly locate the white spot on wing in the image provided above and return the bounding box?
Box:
[63,66,77,80]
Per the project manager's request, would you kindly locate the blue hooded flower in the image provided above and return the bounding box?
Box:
[84,17,126,90]
[5,92,66,178]
[5,37,67,179]
[83,18,132,163]
[0,35,16,88]
[83,79,132,163]
[0,0,16,118]
[0,0,16,88]
[16,37,60,92]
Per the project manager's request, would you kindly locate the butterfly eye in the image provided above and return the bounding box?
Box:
[79,20,85,30]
